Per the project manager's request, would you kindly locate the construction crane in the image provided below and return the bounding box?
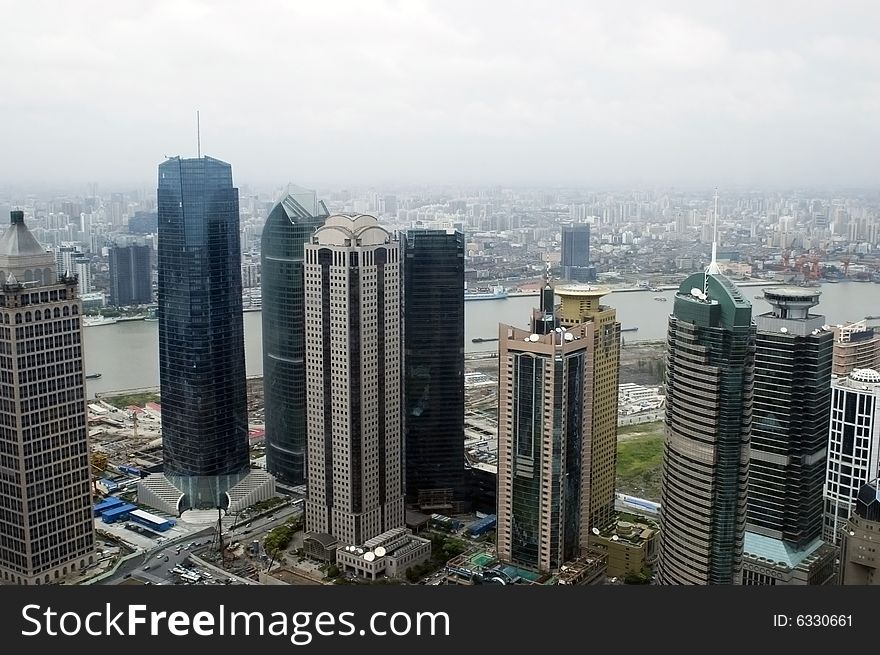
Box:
[842,256,851,277]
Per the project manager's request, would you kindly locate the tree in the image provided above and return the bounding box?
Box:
[327,564,340,579]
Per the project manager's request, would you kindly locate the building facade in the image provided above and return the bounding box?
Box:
[0,211,95,585]
[554,284,620,532]
[304,214,405,545]
[109,244,152,306]
[153,156,250,509]
[403,229,465,510]
[839,480,880,585]
[561,223,592,282]
[657,272,755,585]
[824,369,880,545]
[743,288,835,585]
[261,185,328,486]
[832,321,880,377]
[496,284,594,574]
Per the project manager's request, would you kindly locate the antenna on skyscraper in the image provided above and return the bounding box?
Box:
[196,111,201,158]
[704,186,721,293]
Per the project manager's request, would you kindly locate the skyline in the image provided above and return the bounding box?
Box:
[1,1,879,189]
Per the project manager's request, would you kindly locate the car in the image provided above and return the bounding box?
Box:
[163,555,169,562]
[143,565,151,571]
[156,554,164,560]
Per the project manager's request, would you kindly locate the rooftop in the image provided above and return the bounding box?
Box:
[743,533,825,569]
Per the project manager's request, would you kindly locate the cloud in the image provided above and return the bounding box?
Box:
[0,0,877,188]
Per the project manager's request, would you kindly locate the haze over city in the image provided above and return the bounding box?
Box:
[2,0,879,189]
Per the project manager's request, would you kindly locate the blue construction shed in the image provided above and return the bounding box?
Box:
[101,503,137,523]
[467,514,497,537]
[93,497,125,517]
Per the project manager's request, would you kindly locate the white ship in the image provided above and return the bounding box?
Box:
[82,315,119,327]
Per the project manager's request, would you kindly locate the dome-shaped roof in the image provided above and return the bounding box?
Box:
[850,369,880,384]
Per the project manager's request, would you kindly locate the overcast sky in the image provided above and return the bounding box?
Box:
[2,0,879,190]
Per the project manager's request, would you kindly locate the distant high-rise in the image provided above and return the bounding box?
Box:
[73,256,91,295]
[554,284,620,531]
[128,211,158,235]
[149,156,251,510]
[261,185,328,486]
[657,269,755,585]
[0,211,95,585]
[824,369,880,545]
[109,244,152,306]
[403,229,465,510]
[742,287,836,586]
[496,283,593,573]
[561,223,592,282]
[304,214,405,545]
[839,480,880,584]
[832,321,880,377]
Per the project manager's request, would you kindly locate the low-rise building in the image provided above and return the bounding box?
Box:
[335,528,431,581]
[592,520,658,578]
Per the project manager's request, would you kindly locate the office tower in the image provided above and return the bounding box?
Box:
[832,320,880,377]
[0,211,95,585]
[55,244,80,278]
[741,288,836,585]
[554,284,620,531]
[403,229,465,511]
[839,480,880,584]
[304,214,405,545]
[139,156,272,513]
[261,185,328,486]
[496,283,593,573]
[109,245,152,306]
[823,369,880,545]
[657,221,756,584]
[561,223,592,282]
[71,256,90,295]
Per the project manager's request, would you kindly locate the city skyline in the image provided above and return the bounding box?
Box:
[2,2,879,189]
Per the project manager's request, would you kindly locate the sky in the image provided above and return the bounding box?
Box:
[1,0,879,190]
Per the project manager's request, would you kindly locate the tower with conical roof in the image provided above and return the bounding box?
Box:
[0,211,96,585]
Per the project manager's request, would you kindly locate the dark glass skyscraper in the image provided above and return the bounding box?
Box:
[748,288,832,545]
[109,244,152,306]
[740,287,836,585]
[262,185,328,486]
[658,271,755,585]
[561,223,592,282]
[156,156,249,509]
[403,229,465,509]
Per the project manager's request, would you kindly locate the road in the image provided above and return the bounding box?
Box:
[101,527,214,584]
[225,505,303,543]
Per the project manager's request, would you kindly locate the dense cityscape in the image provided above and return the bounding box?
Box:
[0,169,879,587]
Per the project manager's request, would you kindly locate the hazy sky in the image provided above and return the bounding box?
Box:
[2,1,879,189]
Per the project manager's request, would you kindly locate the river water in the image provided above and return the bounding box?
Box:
[83,281,880,398]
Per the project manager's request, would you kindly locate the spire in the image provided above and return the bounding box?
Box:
[705,187,721,291]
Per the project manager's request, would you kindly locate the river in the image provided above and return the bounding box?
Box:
[83,281,880,398]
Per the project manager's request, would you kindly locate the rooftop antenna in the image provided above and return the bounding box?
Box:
[196,111,201,158]
[704,186,721,293]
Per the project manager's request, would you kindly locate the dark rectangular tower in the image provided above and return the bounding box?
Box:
[156,156,249,509]
[748,288,832,546]
[403,229,465,510]
[109,244,152,306]
[561,223,592,282]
